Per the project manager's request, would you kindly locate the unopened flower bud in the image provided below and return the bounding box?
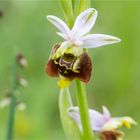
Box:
[16,102,26,111]
[16,53,28,68]
[0,97,10,108]
[17,76,28,87]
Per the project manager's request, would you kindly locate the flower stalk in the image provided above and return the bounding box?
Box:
[75,1,94,139]
[6,52,28,140]
[59,0,95,139]
[6,56,18,140]
[59,0,74,28]
[76,79,94,139]
[77,0,90,14]
[58,1,82,139]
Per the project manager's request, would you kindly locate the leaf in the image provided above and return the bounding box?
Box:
[77,0,90,14]
[59,87,81,140]
[59,0,74,28]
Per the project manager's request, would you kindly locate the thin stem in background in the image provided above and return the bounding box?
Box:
[76,80,94,140]
[6,57,18,140]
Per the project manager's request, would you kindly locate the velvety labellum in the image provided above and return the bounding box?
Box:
[46,44,92,83]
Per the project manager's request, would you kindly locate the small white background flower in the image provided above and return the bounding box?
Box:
[47,8,121,48]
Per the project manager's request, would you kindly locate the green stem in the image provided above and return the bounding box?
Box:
[6,57,17,140]
[59,0,74,28]
[77,0,90,14]
[76,80,94,140]
[59,0,94,139]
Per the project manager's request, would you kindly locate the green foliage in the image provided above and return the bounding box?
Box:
[77,0,90,14]
[59,88,81,140]
[59,0,74,28]
[0,0,140,140]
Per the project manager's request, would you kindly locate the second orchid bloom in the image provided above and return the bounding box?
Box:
[68,106,137,140]
[46,8,121,87]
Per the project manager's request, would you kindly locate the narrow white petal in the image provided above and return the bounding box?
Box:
[67,107,105,132]
[47,15,70,37]
[81,34,121,48]
[56,32,68,40]
[102,106,111,121]
[71,8,97,38]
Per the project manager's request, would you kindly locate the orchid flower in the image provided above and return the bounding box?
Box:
[67,106,137,132]
[46,8,122,87]
[47,8,121,49]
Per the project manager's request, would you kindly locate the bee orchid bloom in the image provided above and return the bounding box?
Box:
[67,106,137,139]
[46,8,121,87]
[45,44,92,84]
[47,8,121,48]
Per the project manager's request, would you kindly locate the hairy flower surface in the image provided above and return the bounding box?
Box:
[99,129,124,140]
[67,106,137,139]
[46,44,92,84]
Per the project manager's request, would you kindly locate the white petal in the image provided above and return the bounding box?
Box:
[47,15,70,37]
[73,39,83,46]
[102,119,122,130]
[56,32,68,40]
[102,106,111,121]
[81,34,121,48]
[112,117,137,126]
[89,108,105,131]
[67,107,105,132]
[102,117,137,130]
[71,8,97,38]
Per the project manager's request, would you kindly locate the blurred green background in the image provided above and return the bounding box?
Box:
[0,0,140,139]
